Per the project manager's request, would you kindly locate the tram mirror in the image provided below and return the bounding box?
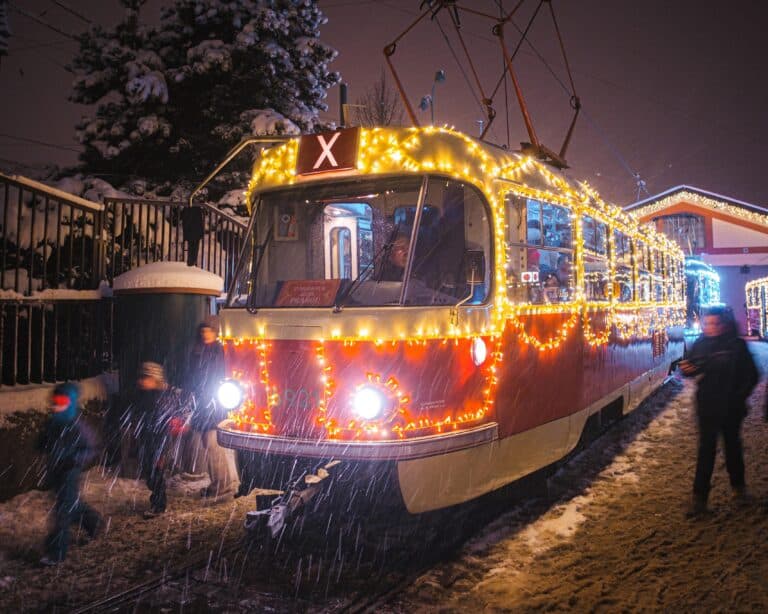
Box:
[463,250,485,285]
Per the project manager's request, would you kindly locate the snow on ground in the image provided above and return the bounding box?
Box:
[0,466,257,611]
[393,341,768,612]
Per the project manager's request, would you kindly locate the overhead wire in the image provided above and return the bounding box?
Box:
[49,0,93,25]
[0,132,82,153]
[8,1,78,40]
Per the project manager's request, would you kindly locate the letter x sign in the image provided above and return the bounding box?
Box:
[296,127,359,175]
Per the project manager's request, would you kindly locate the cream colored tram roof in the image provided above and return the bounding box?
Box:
[246,126,682,258]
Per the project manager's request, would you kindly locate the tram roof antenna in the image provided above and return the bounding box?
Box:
[384,1,581,169]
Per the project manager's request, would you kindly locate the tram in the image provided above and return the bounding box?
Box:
[746,276,768,338]
[214,126,685,514]
[684,257,722,333]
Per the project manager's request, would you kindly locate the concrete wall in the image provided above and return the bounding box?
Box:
[714,264,768,335]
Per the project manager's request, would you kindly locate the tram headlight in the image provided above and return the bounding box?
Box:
[217,380,244,411]
[352,385,386,420]
[471,337,487,366]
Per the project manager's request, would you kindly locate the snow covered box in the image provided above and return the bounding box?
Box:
[112,262,224,392]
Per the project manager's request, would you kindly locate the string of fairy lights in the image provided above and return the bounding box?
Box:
[745,275,768,339]
[223,126,686,439]
[629,190,768,230]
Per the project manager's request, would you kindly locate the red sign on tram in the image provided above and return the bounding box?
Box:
[296,127,360,175]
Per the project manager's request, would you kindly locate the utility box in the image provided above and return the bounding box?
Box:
[112,262,224,393]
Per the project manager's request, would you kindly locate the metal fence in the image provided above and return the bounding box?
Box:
[1,173,105,295]
[103,197,247,292]
[1,173,249,387]
[0,298,113,386]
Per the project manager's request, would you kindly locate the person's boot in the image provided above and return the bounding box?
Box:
[143,507,166,519]
[685,494,708,518]
[733,485,751,505]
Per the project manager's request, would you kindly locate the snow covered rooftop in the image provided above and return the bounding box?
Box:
[112,261,224,295]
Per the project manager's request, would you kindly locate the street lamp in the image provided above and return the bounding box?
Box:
[419,69,446,125]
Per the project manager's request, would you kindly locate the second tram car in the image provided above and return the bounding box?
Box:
[684,257,722,333]
[215,126,685,513]
[746,276,768,338]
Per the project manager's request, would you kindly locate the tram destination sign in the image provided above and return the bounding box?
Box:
[296,127,360,175]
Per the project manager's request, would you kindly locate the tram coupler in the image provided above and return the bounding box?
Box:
[244,460,340,538]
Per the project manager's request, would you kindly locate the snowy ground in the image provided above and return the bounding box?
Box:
[392,342,768,612]
[0,343,767,611]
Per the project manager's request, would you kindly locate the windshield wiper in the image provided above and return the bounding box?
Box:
[246,223,275,315]
[333,224,400,312]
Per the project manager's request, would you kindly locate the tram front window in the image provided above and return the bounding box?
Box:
[227,176,492,308]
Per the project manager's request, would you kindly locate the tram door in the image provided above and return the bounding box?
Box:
[323,204,373,280]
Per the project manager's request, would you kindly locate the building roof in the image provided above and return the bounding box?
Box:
[624,185,768,229]
[626,185,768,215]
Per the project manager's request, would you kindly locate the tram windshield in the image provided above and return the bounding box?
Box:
[227,175,492,309]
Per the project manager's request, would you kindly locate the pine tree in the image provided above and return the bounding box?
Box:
[70,0,339,186]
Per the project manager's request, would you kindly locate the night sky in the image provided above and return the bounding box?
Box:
[1,0,767,207]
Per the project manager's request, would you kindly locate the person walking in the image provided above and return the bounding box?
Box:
[131,361,187,519]
[37,383,102,566]
[679,306,759,517]
[184,316,239,501]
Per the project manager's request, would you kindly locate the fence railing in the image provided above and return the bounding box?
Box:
[1,173,105,295]
[1,173,249,387]
[102,197,247,292]
[0,297,113,387]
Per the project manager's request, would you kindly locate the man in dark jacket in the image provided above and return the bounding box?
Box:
[184,317,238,500]
[680,306,759,516]
[37,383,102,565]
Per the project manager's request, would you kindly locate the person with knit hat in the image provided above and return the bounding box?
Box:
[37,382,102,566]
[131,361,188,519]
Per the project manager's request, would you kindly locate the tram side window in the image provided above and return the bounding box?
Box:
[582,216,609,302]
[651,248,664,302]
[613,230,633,303]
[404,178,492,306]
[505,194,574,304]
[635,240,651,302]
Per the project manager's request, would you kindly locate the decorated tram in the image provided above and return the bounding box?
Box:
[214,126,685,514]
[746,276,768,338]
[684,257,722,332]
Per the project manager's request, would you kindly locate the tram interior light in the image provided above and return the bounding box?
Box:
[217,380,244,410]
[352,385,385,420]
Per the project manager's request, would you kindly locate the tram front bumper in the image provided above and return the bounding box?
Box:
[217,421,498,461]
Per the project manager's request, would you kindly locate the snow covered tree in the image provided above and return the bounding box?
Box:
[69,0,339,186]
[70,1,168,178]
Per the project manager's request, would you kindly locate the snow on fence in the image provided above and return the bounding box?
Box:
[103,197,247,293]
[1,174,248,297]
[1,174,248,387]
[1,173,105,295]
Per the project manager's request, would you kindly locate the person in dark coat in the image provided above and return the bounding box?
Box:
[679,306,759,517]
[180,205,205,266]
[37,383,102,566]
[131,361,187,519]
[184,317,239,500]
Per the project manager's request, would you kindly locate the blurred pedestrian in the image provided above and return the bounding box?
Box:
[37,383,102,566]
[131,361,188,519]
[679,306,759,517]
[184,316,239,501]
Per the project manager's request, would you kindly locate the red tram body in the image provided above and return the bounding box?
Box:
[216,127,685,513]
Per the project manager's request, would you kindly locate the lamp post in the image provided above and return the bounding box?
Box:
[419,69,446,125]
